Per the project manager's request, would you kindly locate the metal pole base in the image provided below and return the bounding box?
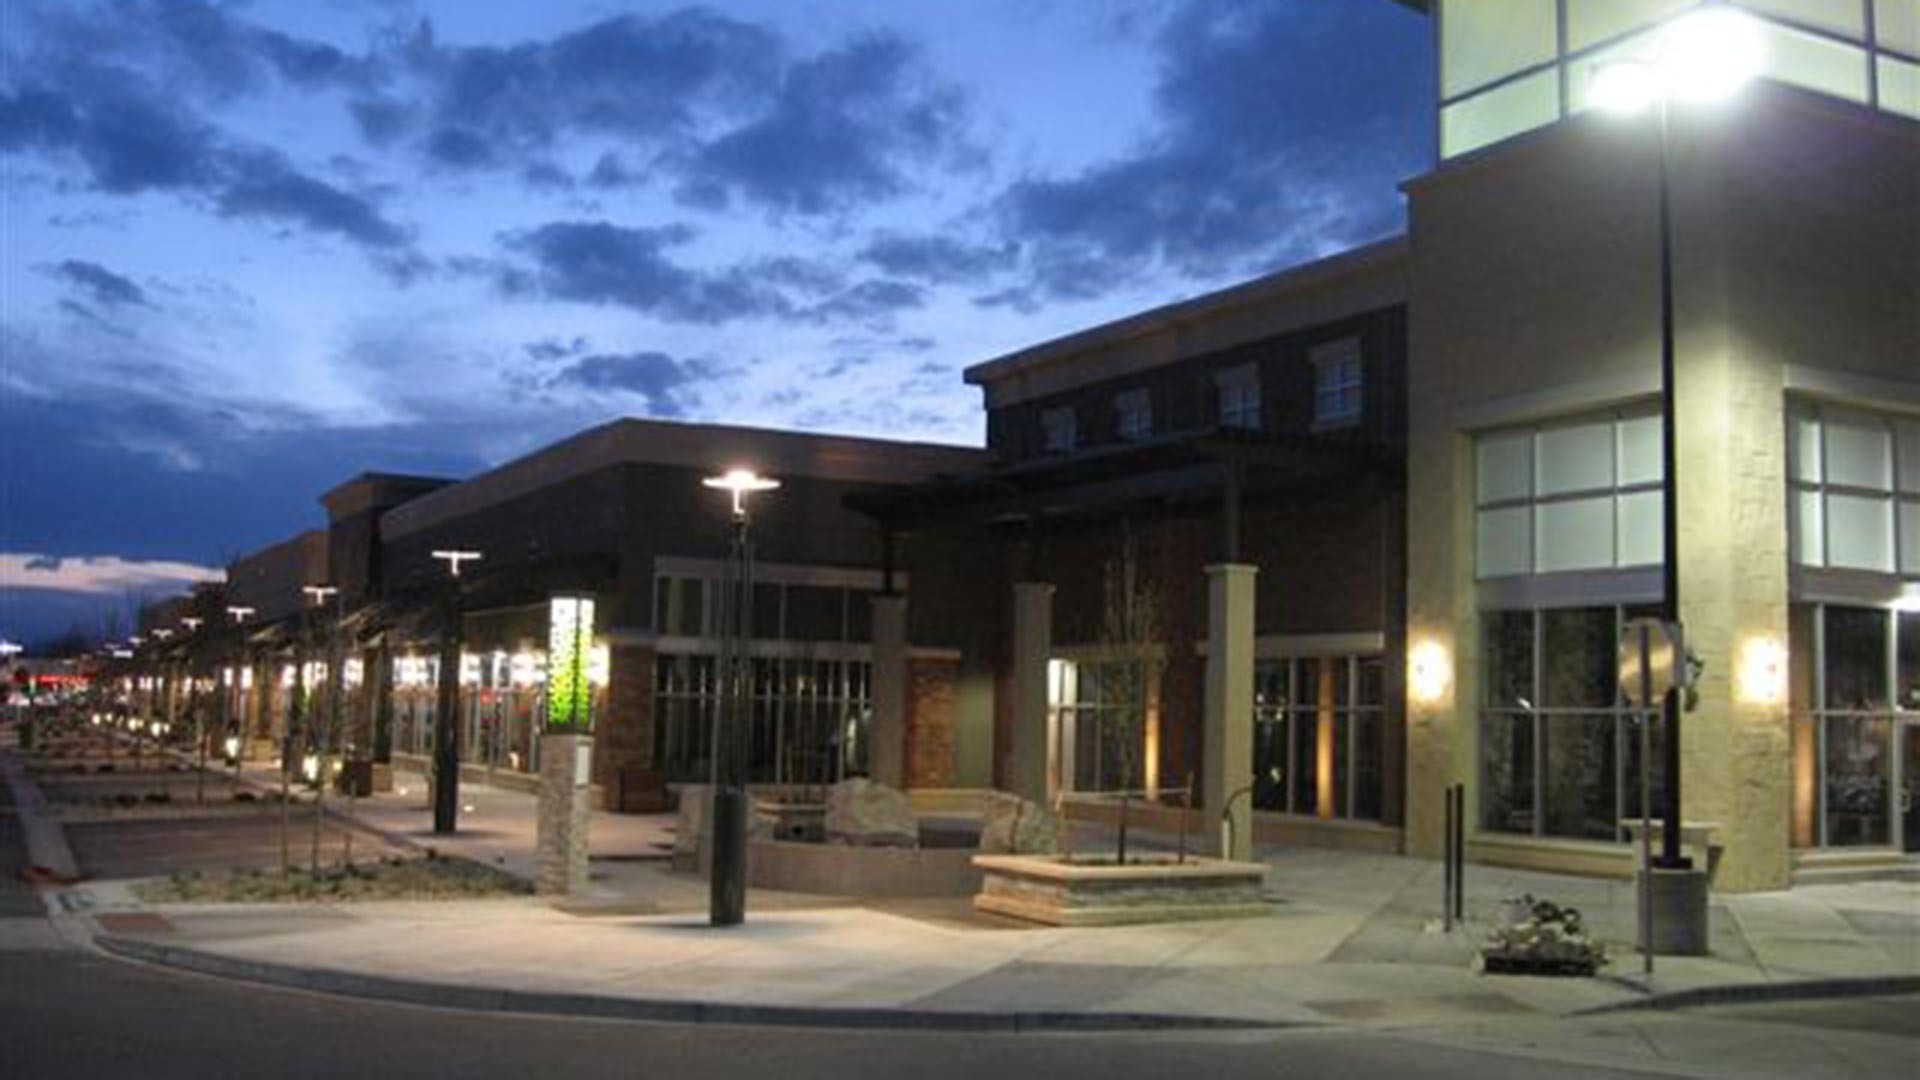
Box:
[710,786,748,926]
[433,749,459,834]
[1638,867,1710,956]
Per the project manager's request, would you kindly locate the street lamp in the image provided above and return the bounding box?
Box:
[224,606,255,775]
[429,551,482,834]
[1591,6,1760,951]
[702,467,780,926]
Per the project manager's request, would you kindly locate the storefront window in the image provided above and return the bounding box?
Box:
[1480,606,1667,843]
[654,654,871,785]
[1901,612,1920,710]
[1250,654,1383,820]
[1824,716,1892,846]
[1825,607,1890,711]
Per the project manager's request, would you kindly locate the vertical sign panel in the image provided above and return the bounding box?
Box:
[545,595,595,732]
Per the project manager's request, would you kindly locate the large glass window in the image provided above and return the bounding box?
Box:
[1789,405,1920,576]
[1251,654,1384,821]
[654,574,875,643]
[1882,0,1920,56]
[1440,0,1559,98]
[1441,68,1561,159]
[1479,606,1668,843]
[1049,659,1152,794]
[1799,605,1912,849]
[1476,409,1666,579]
[654,655,871,785]
[1566,0,1697,51]
[1042,407,1077,455]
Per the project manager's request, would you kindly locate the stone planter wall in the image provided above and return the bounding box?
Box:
[972,854,1269,927]
[749,839,981,898]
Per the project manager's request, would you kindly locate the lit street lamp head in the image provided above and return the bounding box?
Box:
[225,605,256,624]
[302,583,340,606]
[703,467,780,518]
[181,617,204,632]
[1589,8,1764,115]
[431,549,484,578]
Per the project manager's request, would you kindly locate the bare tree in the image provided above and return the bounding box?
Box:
[1099,531,1162,865]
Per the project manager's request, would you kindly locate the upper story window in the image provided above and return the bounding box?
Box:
[1789,404,1920,577]
[1311,340,1364,428]
[1475,407,1666,579]
[1041,406,1078,455]
[1215,364,1261,431]
[1114,389,1153,441]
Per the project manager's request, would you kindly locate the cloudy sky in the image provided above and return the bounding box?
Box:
[0,0,1431,645]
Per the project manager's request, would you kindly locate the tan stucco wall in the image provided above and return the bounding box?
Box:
[1404,86,1920,892]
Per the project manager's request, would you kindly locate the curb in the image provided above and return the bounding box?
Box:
[1573,974,1920,1016]
[92,934,1296,1033]
[0,749,82,883]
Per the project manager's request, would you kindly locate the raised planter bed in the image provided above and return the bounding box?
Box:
[971,854,1270,927]
[748,838,981,898]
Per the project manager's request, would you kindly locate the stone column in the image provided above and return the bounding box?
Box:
[536,732,592,896]
[1008,582,1054,803]
[868,594,909,788]
[1204,563,1257,861]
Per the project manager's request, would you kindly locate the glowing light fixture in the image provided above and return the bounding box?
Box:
[545,594,596,732]
[1590,8,1765,115]
[431,549,483,577]
[1409,641,1453,705]
[223,735,241,759]
[702,468,781,517]
[1735,637,1788,705]
[301,753,321,784]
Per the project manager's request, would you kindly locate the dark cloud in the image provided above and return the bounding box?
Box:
[0,76,411,256]
[586,151,641,189]
[994,0,1429,298]
[860,233,1017,284]
[217,155,410,248]
[804,279,927,325]
[547,351,713,417]
[402,11,780,164]
[21,0,374,102]
[677,34,968,216]
[504,220,783,323]
[426,126,493,167]
[48,259,151,308]
[349,98,412,146]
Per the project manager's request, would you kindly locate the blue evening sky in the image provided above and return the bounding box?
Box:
[0,0,1431,644]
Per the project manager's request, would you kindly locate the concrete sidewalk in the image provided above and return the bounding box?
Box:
[23,748,1920,1032]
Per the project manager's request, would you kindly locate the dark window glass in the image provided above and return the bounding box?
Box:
[1542,607,1617,708]
[1480,712,1535,834]
[1899,612,1919,711]
[751,583,782,640]
[1824,607,1890,711]
[846,591,875,642]
[1484,611,1534,709]
[1350,712,1382,821]
[1357,657,1383,707]
[1541,714,1619,841]
[785,585,846,642]
[654,577,704,636]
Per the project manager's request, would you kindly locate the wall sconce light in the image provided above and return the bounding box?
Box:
[1409,640,1453,705]
[301,754,321,784]
[223,736,241,760]
[1736,636,1787,706]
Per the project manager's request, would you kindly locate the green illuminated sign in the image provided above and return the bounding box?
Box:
[545,594,596,732]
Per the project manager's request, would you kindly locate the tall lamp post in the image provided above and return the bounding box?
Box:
[1591,6,1762,873]
[702,467,779,927]
[223,606,256,772]
[181,617,206,802]
[430,550,482,834]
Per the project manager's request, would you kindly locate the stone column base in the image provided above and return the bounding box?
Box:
[536,733,592,897]
[1638,867,1711,956]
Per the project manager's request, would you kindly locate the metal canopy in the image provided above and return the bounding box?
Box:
[847,427,1390,534]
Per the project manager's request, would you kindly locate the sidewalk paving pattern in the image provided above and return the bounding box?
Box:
[11,739,1920,1041]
